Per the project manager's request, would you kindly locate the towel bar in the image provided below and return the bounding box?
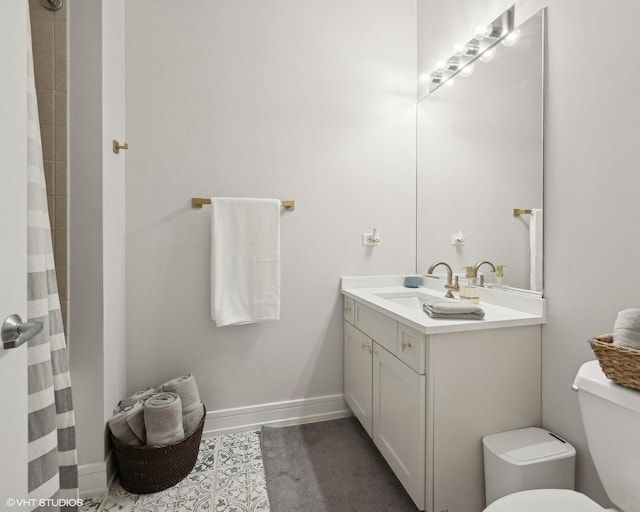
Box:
[192,198,295,210]
[513,208,533,216]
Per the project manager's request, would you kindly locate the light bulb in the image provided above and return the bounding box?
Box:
[473,24,488,40]
[445,77,455,87]
[445,57,459,72]
[501,29,521,47]
[459,63,475,78]
[485,23,503,39]
[479,46,497,63]
[419,73,430,83]
[453,43,466,56]
[434,60,446,71]
[464,41,480,57]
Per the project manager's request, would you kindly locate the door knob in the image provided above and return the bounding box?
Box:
[2,314,43,349]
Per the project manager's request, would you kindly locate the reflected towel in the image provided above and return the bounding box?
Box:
[613,309,640,350]
[422,299,485,320]
[162,374,205,435]
[108,406,143,446]
[530,209,543,292]
[144,392,185,446]
[211,197,281,327]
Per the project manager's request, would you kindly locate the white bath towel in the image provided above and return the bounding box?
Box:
[144,392,185,446]
[162,374,204,435]
[529,209,543,292]
[211,197,281,326]
[613,309,640,350]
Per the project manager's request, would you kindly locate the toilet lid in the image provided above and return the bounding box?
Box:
[484,489,605,512]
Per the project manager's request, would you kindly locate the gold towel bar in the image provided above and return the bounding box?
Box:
[192,198,295,210]
[513,208,533,216]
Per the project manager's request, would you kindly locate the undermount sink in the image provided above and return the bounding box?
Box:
[375,290,443,310]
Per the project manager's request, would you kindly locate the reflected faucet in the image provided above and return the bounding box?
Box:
[426,261,459,299]
[472,260,496,287]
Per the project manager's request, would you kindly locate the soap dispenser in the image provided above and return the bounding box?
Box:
[492,265,508,289]
[459,266,479,303]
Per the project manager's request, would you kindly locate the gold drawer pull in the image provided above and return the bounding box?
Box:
[361,342,370,350]
[401,341,413,351]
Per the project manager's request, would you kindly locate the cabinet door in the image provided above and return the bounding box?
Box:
[344,321,373,436]
[373,343,425,510]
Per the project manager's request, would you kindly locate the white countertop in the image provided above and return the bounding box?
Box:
[341,275,546,335]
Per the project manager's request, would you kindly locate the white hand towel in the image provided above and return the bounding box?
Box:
[211,197,281,326]
[529,208,543,292]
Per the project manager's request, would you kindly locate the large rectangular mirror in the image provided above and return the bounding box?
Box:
[417,9,544,294]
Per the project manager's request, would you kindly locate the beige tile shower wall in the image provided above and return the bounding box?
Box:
[29,0,68,327]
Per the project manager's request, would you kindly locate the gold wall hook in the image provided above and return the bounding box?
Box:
[113,140,129,154]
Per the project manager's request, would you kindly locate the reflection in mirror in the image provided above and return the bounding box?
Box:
[417,10,544,294]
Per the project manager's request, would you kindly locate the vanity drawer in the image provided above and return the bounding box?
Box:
[397,323,427,374]
[344,297,355,324]
[355,302,397,354]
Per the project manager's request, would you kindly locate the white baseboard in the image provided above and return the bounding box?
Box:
[78,449,115,498]
[203,393,351,437]
[78,393,350,495]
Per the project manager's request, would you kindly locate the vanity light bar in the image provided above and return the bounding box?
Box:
[424,6,514,96]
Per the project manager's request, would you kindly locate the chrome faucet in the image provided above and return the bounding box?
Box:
[472,260,496,287]
[426,261,459,299]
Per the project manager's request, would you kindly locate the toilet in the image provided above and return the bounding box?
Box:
[484,360,640,511]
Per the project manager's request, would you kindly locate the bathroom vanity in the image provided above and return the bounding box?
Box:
[342,276,545,512]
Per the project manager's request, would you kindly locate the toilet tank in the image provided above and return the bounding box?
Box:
[574,360,640,512]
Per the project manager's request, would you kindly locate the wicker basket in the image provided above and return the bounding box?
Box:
[110,406,205,494]
[590,334,640,391]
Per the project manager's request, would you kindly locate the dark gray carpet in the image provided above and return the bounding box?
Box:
[261,417,419,512]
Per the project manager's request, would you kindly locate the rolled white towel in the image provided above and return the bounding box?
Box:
[613,308,640,350]
[125,400,146,444]
[162,374,204,435]
[144,392,185,446]
[108,406,143,446]
[114,386,158,414]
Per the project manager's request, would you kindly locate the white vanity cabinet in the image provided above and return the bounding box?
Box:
[373,342,426,508]
[344,320,373,436]
[343,294,541,512]
[344,299,426,508]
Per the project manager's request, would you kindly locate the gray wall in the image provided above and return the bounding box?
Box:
[418,0,640,506]
[124,0,417,411]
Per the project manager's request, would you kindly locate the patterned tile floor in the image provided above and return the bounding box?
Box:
[81,430,269,512]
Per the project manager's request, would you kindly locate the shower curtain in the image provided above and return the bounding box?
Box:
[26,10,79,511]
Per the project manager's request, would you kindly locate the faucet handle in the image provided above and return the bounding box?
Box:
[445,275,460,292]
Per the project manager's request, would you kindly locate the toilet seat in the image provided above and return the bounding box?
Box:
[484,489,605,511]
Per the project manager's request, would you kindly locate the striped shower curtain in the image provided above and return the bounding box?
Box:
[26,10,79,511]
